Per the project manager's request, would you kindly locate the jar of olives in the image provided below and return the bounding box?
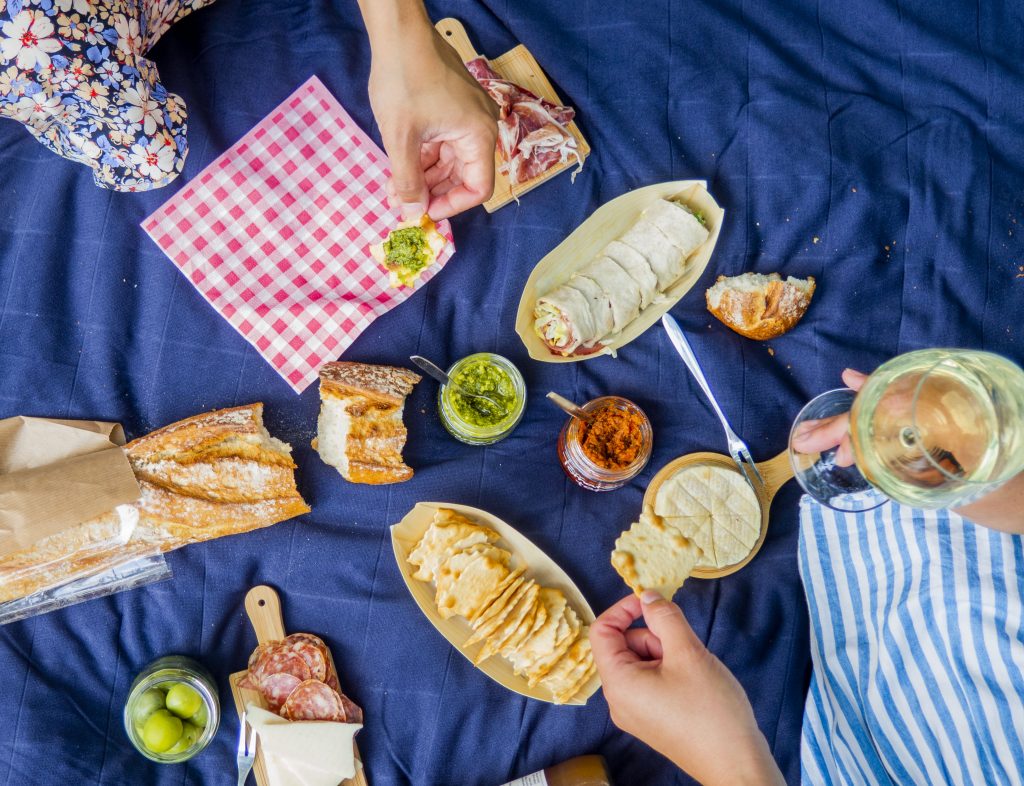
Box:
[124,655,220,763]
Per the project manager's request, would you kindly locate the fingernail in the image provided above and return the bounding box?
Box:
[640,590,662,605]
[400,202,425,221]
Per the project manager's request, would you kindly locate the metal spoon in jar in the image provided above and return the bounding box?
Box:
[410,355,506,417]
[546,392,592,424]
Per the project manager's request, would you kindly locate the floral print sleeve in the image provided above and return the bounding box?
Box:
[0,0,215,191]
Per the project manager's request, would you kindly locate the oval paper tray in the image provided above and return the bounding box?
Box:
[515,180,725,363]
[391,501,600,706]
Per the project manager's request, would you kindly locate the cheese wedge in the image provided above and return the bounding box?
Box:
[245,704,361,785]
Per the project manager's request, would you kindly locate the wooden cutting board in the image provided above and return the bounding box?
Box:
[229,585,368,786]
[436,17,591,212]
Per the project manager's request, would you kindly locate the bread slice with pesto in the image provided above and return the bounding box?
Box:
[370,214,447,288]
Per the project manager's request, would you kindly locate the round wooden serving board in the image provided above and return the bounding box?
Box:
[228,585,368,786]
[643,450,794,579]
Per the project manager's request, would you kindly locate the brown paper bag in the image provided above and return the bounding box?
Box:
[0,417,141,559]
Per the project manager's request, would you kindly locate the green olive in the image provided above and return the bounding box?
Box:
[141,709,183,754]
[166,722,200,755]
[131,688,167,727]
[188,703,208,728]
[165,683,203,719]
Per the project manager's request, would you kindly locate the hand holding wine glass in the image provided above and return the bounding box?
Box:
[790,369,867,467]
[789,350,1024,528]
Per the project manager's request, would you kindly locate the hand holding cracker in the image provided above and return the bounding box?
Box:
[590,593,784,786]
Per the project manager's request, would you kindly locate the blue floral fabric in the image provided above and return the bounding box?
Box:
[0,0,214,191]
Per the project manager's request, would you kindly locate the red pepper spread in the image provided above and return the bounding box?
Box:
[579,407,645,470]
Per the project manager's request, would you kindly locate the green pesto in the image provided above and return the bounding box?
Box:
[383,227,430,281]
[449,359,517,426]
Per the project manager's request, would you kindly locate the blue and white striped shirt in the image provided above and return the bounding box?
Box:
[799,499,1024,785]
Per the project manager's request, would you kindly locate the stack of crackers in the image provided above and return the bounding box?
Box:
[612,464,761,599]
[407,508,595,704]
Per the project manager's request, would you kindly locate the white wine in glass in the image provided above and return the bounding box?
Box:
[849,348,1024,509]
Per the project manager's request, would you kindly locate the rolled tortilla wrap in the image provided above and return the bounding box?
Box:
[641,199,710,257]
[535,285,601,355]
[567,274,615,336]
[580,256,642,332]
[603,240,659,308]
[619,220,687,290]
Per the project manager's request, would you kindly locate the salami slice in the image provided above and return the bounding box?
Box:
[261,672,302,712]
[324,668,340,693]
[338,693,363,725]
[254,647,311,692]
[281,679,346,721]
[282,634,328,682]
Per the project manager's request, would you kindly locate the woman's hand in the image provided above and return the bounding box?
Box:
[590,593,784,786]
[360,1,497,221]
[789,368,867,466]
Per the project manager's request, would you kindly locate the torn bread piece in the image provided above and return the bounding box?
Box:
[313,361,421,485]
[706,272,815,340]
[370,214,447,288]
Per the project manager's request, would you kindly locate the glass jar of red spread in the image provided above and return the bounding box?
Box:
[557,396,653,491]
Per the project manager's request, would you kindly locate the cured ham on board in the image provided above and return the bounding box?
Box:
[465,57,583,189]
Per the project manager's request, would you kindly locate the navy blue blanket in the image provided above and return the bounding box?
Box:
[2,1,1022,784]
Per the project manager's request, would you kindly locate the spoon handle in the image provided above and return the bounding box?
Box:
[546,392,590,421]
[410,355,451,387]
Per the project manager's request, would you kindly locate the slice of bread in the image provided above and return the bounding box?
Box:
[313,362,421,485]
[706,272,815,340]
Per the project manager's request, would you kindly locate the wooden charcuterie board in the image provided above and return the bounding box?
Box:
[229,585,368,786]
[436,17,591,212]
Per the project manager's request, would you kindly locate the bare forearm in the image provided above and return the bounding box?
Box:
[954,472,1024,534]
[356,0,434,54]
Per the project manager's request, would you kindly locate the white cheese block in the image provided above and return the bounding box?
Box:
[246,704,361,786]
[654,464,761,569]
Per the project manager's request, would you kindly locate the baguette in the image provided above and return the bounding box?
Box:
[706,272,815,340]
[313,361,421,485]
[0,404,309,604]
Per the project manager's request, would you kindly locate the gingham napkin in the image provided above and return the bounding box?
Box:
[142,76,455,393]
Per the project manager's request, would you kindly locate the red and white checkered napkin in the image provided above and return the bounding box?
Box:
[142,76,455,393]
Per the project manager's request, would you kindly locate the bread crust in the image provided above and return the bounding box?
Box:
[0,403,309,604]
[319,362,421,406]
[315,362,420,485]
[706,273,815,340]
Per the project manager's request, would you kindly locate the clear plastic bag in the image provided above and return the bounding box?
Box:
[0,550,171,625]
[0,504,171,624]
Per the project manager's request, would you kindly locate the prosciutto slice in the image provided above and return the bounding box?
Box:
[465,57,582,188]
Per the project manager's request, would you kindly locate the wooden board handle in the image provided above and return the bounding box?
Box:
[435,17,481,62]
[245,585,286,644]
[757,449,795,503]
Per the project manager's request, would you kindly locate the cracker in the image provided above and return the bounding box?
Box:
[611,511,701,599]
[465,577,529,646]
[474,583,539,664]
[434,546,510,620]
[469,566,526,624]
[408,510,498,581]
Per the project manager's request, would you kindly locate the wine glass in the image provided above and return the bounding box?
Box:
[789,349,1024,511]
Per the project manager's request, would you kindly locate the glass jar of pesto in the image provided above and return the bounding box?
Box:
[438,353,527,445]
